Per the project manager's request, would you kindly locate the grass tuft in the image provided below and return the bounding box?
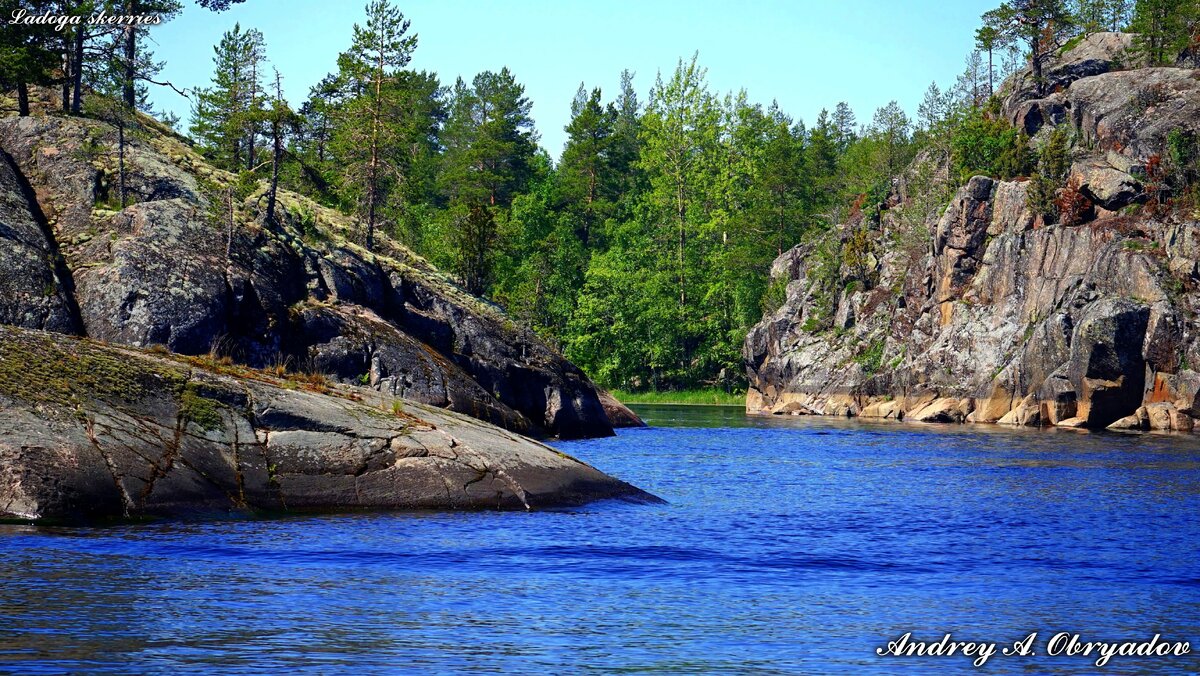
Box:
[609,388,745,406]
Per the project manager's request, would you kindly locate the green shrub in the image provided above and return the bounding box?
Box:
[854,339,886,375]
[950,107,1033,182]
[1026,126,1071,220]
[1167,128,1199,202]
[762,276,789,315]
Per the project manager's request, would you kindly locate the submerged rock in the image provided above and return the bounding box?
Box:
[0,326,658,522]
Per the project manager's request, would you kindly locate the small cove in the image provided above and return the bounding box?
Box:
[1,404,1198,673]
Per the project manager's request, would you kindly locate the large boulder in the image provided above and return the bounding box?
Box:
[1065,67,1200,159]
[0,112,619,439]
[1003,32,1134,130]
[0,150,81,334]
[1069,159,1142,211]
[596,389,647,428]
[0,326,658,522]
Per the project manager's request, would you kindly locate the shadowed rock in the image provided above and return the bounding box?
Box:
[0,107,622,439]
[0,326,659,523]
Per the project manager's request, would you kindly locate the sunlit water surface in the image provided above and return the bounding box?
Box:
[2,405,1199,673]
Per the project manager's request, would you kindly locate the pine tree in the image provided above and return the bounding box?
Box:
[608,69,642,212]
[956,50,987,107]
[441,68,538,209]
[975,26,1000,96]
[114,0,183,109]
[1076,0,1133,31]
[242,28,266,171]
[871,100,913,180]
[981,0,1076,95]
[832,102,857,153]
[440,68,538,293]
[296,73,344,175]
[264,68,300,226]
[333,0,417,250]
[1130,0,1200,65]
[387,69,446,245]
[60,0,96,115]
[917,82,954,133]
[806,109,839,199]
[559,84,616,246]
[757,104,808,255]
[0,0,59,116]
[189,24,266,172]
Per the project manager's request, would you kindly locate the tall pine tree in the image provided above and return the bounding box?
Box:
[333,0,417,250]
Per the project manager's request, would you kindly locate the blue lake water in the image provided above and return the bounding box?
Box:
[2,404,1200,673]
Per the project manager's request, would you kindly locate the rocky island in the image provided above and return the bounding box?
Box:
[745,34,1200,433]
[0,91,650,521]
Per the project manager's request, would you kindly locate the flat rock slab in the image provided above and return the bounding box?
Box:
[0,326,659,522]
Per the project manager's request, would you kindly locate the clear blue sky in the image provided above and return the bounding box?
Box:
[146,0,998,159]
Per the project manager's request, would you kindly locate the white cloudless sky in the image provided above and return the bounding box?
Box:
[145,0,999,159]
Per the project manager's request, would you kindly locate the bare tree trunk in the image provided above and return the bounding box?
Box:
[61,49,70,113]
[123,23,136,108]
[266,123,281,224]
[1029,36,1044,96]
[17,83,30,117]
[677,181,687,310]
[118,121,127,208]
[365,47,384,250]
[987,48,994,97]
[583,167,596,246]
[246,61,257,171]
[226,187,235,279]
[266,72,284,226]
[71,25,84,114]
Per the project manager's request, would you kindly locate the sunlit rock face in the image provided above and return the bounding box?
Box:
[745,34,1200,431]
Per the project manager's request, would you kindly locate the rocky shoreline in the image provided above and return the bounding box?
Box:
[744,34,1200,434]
[0,96,641,441]
[0,91,655,522]
[0,326,658,522]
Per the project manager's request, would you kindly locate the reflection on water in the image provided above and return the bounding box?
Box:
[1,404,1198,673]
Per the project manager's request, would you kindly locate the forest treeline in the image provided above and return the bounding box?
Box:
[3,0,1199,391]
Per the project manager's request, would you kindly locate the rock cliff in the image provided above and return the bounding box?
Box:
[745,34,1200,433]
[0,325,656,522]
[0,94,640,439]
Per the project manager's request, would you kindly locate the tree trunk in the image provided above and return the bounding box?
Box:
[123,22,136,108]
[61,50,70,113]
[987,48,993,97]
[677,181,686,310]
[266,120,281,225]
[584,167,596,246]
[1029,36,1043,96]
[118,121,127,208]
[247,62,257,171]
[17,83,30,117]
[224,187,234,285]
[266,72,284,225]
[364,47,384,251]
[71,24,84,114]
